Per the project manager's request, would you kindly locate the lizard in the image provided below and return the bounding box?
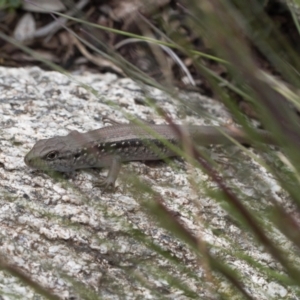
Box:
[24,122,276,189]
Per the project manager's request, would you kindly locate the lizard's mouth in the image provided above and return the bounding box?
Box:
[24,152,33,167]
[24,153,47,170]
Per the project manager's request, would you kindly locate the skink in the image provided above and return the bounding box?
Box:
[24,123,275,189]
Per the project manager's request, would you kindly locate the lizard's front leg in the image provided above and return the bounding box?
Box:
[96,156,122,191]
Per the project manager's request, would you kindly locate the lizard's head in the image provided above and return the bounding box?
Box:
[24,137,75,173]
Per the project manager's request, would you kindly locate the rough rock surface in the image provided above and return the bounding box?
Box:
[0,67,293,299]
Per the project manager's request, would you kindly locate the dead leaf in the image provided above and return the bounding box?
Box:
[13,13,36,42]
[22,0,66,13]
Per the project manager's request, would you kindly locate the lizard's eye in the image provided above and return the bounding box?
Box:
[46,151,58,160]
